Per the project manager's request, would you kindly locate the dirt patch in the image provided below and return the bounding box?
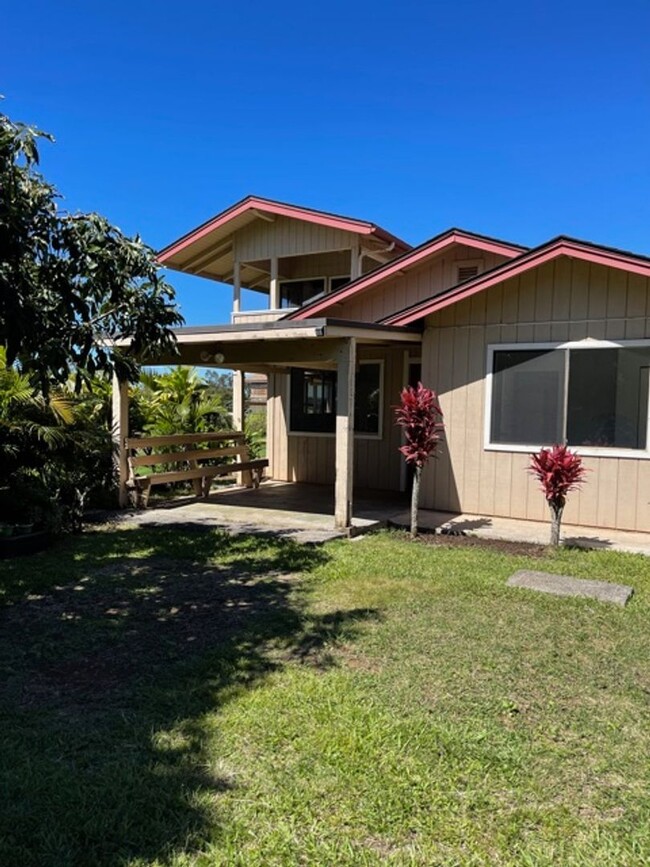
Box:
[393,530,550,558]
[336,642,383,674]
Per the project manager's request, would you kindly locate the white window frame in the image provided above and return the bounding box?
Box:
[484,338,650,459]
[288,359,385,441]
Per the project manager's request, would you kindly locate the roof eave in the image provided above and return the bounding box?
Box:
[286,228,527,321]
[384,237,650,326]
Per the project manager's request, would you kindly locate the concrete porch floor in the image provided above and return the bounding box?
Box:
[123,481,408,543]
[122,481,650,555]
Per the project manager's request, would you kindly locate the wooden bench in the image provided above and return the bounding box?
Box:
[125,431,268,508]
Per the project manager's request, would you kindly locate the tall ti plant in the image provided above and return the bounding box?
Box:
[529,445,587,546]
[394,383,444,538]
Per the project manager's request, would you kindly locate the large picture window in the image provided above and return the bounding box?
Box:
[488,343,650,453]
[289,362,382,435]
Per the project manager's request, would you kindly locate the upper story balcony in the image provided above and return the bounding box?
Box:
[230,262,357,324]
[157,196,410,325]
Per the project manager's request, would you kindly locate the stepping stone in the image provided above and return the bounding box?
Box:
[507,570,634,606]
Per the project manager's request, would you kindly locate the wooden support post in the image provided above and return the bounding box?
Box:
[266,371,275,480]
[270,256,280,309]
[111,373,129,508]
[231,370,251,486]
[232,260,241,316]
[350,242,362,280]
[334,338,356,530]
[232,369,245,431]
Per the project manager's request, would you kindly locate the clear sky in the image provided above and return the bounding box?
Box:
[4,0,650,325]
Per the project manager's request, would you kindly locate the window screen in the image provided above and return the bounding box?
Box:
[489,346,650,450]
[290,363,382,435]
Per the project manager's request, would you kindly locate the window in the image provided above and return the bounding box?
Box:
[290,362,382,435]
[355,363,382,433]
[290,369,337,433]
[279,278,325,308]
[487,343,650,453]
[330,276,350,292]
[278,276,351,308]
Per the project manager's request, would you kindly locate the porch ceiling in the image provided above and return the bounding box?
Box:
[134,318,421,371]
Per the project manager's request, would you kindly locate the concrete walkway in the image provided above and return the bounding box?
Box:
[389,508,650,556]
[118,480,650,555]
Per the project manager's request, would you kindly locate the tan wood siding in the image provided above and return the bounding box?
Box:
[335,247,512,323]
[266,347,408,491]
[421,257,650,531]
[234,216,356,261]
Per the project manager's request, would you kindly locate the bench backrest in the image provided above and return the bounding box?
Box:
[125,431,249,480]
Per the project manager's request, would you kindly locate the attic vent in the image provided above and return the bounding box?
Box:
[457,265,480,282]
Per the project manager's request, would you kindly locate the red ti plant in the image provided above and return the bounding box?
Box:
[528,445,588,546]
[394,383,444,538]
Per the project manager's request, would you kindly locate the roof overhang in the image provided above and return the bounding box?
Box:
[383,236,650,326]
[168,318,421,345]
[115,317,421,371]
[157,196,411,285]
[286,228,527,320]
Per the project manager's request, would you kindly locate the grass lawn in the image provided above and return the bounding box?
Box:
[1,525,649,866]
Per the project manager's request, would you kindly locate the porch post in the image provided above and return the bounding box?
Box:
[335,338,356,530]
[111,372,129,508]
[232,370,250,487]
[232,370,245,431]
[270,256,280,310]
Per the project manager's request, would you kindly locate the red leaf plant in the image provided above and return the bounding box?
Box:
[528,444,588,546]
[394,383,444,537]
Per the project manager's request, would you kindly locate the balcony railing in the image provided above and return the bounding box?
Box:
[231,308,297,325]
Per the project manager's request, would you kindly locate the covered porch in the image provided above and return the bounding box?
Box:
[120,481,409,542]
[112,318,421,530]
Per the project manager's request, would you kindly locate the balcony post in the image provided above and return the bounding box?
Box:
[270,256,280,310]
[233,260,241,315]
[350,242,362,280]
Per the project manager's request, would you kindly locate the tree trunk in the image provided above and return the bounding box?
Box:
[549,503,563,546]
[410,465,421,539]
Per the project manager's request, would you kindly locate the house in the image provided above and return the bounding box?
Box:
[113,195,650,534]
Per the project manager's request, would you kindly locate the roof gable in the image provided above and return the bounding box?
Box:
[382,236,650,326]
[285,228,527,321]
[158,195,410,281]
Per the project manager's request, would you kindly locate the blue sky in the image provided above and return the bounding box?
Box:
[4,0,650,325]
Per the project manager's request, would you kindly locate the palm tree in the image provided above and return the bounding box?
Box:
[0,348,74,469]
[0,353,116,530]
[135,367,231,436]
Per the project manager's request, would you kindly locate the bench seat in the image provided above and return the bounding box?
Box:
[125,431,268,508]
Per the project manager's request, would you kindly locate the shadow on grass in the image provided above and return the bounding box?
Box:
[563,535,614,550]
[0,525,376,866]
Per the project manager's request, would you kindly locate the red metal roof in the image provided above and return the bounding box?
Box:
[158,195,411,264]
